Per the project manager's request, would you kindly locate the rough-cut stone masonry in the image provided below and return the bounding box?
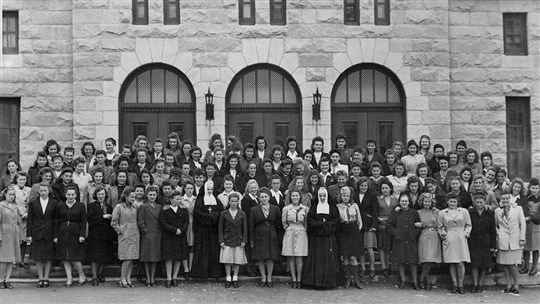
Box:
[0,0,539,176]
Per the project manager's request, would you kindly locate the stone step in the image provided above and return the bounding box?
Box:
[10,261,540,286]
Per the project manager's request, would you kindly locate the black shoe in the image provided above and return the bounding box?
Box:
[225,281,231,288]
[183,271,190,280]
[476,285,483,292]
[78,277,87,286]
[37,280,43,288]
[171,279,177,287]
[426,282,433,291]
[258,281,267,287]
[65,282,72,288]
[267,281,274,288]
[43,280,50,288]
[471,285,478,293]
[419,281,426,290]
[120,282,129,288]
[233,281,239,288]
[413,283,419,290]
[165,280,171,288]
[98,276,106,283]
[519,267,529,274]
[510,287,520,294]
[0,282,4,289]
[91,278,99,286]
[369,270,376,278]
[4,282,13,289]
[457,287,465,294]
[451,285,458,293]
[529,267,538,276]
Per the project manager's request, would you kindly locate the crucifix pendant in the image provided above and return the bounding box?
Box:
[208,207,212,213]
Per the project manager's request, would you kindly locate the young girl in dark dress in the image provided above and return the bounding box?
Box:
[302,187,340,289]
[336,187,363,289]
[54,185,87,287]
[137,186,162,287]
[468,193,496,293]
[87,186,115,286]
[354,177,379,279]
[250,187,282,287]
[160,190,189,288]
[191,181,224,279]
[388,193,422,290]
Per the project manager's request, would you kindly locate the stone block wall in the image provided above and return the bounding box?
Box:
[1,0,539,178]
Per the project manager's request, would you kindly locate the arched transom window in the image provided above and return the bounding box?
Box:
[123,66,193,104]
[229,66,298,104]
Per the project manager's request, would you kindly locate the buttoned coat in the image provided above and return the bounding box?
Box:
[494,205,526,251]
[218,209,248,247]
[137,202,162,262]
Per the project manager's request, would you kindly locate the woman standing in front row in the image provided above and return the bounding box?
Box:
[218,193,247,288]
[27,182,58,288]
[417,193,441,290]
[337,187,363,289]
[302,188,340,289]
[281,189,309,288]
[160,190,189,288]
[250,187,282,287]
[111,187,139,288]
[0,186,22,289]
[54,185,87,287]
[495,190,526,294]
[137,186,162,287]
[437,192,471,294]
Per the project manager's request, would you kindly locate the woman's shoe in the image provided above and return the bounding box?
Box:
[383,269,390,277]
[457,287,465,294]
[398,280,405,289]
[233,281,239,288]
[65,282,72,288]
[4,282,13,289]
[369,270,376,278]
[476,285,483,293]
[471,285,478,293]
[419,281,426,290]
[98,276,106,283]
[91,278,99,286]
[165,280,171,288]
[78,277,87,286]
[412,283,419,290]
[503,287,511,293]
[127,282,135,288]
[519,267,529,274]
[225,281,231,288]
[426,282,433,291]
[0,281,5,289]
[119,282,129,288]
[36,280,43,288]
[510,287,520,294]
[267,281,274,288]
[451,285,458,293]
[43,280,50,288]
[171,279,178,287]
[183,271,190,280]
[529,267,538,276]
[258,281,267,287]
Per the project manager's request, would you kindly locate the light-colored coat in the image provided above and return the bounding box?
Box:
[494,205,526,251]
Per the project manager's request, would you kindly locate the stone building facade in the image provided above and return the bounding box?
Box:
[1,0,539,178]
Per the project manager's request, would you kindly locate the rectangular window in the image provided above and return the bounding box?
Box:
[506,97,531,180]
[2,11,18,54]
[0,98,20,172]
[270,0,286,25]
[503,13,527,56]
[378,121,393,153]
[375,0,390,25]
[344,0,359,25]
[238,122,254,145]
[163,0,180,25]
[132,0,149,25]
[239,0,255,25]
[274,123,290,147]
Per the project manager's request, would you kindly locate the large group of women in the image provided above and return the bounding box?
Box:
[0,132,538,294]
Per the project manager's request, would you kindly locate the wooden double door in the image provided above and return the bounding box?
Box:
[121,111,195,146]
[331,108,404,153]
[227,110,301,148]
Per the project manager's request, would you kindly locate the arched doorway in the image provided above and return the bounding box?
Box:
[226,64,302,147]
[331,63,406,153]
[119,63,196,146]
